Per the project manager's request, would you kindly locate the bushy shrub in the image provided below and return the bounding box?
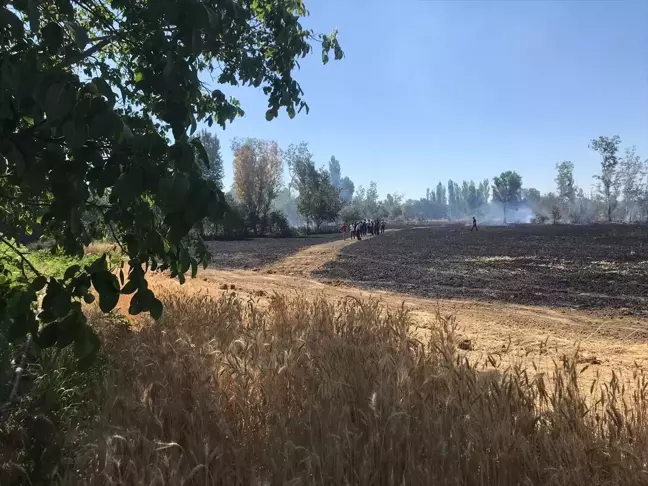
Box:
[267,211,294,238]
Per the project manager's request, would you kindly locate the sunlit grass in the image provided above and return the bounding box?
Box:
[38,289,648,485]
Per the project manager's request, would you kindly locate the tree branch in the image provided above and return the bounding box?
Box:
[0,234,42,277]
[57,37,114,69]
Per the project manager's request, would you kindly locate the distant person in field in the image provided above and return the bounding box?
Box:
[341,222,347,239]
[471,216,478,232]
[381,220,385,234]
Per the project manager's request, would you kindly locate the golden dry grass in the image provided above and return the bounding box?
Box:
[84,241,119,257]
[54,288,648,486]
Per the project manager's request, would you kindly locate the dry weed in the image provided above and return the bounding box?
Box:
[58,290,648,485]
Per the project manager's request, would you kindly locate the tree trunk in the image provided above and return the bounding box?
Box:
[503,204,507,224]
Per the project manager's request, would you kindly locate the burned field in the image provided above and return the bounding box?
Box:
[315,224,648,314]
[205,233,343,269]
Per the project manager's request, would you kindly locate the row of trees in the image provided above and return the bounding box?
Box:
[195,130,647,235]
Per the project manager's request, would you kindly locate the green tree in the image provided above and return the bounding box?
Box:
[555,161,575,204]
[492,171,522,223]
[383,193,403,219]
[194,129,224,190]
[232,138,283,235]
[294,156,342,231]
[590,135,622,222]
[329,156,341,189]
[284,142,312,197]
[618,146,645,221]
[0,0,342,365]
[339,176,355,204]
[339,204,363,223]
[365,181,379,218]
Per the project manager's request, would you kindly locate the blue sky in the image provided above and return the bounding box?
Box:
[204,0,648,200]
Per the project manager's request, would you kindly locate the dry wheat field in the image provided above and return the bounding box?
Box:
[5,224,648,485]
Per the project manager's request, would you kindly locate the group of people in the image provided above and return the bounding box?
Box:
[341,219,385,240]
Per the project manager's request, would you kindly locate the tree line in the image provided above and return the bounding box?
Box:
[197,132,646,234]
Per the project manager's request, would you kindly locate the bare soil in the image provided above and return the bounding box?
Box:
[315,224,648,315]
[205,233,343,270]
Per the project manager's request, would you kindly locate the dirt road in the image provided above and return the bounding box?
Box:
[145,233,648,388]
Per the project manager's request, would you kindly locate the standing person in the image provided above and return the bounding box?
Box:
[356,222,362,240]
[471,216,478,232]
[381,220,385,234]
[341,222,347,240]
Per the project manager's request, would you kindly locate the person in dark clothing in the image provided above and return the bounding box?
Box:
[471,216,478,232]
[381,221,385,234]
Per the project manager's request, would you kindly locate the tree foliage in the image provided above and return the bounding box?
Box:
[591,135,622,222]
[194,129,224,190]
[0,0,342,365]
[492,171,522,222]
[293,146,342,230]
[328,156,341,189]
[555,161,575,204]
[339,176,355,204]
[232,138,283,235]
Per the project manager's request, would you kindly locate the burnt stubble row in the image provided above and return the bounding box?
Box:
[315,224,648,315]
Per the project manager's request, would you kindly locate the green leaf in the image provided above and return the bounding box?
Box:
[113,169,143,205]
[179,249,190,274]
[98,289,119,313]
[28,0,41,34]
[38,322,59,348]
[63,264,81,281]
[149,297,163,320]
[74,325,100,362]
[190,258,198,278]
[52,291,72,318]
[62,120,88,149]
[121,279,137,295]
[191,138,210,168]
[0,7,24,39]
[83,293,95,304]
[63,21,89,49]
[32,275,48,291]
[134,71,144,83]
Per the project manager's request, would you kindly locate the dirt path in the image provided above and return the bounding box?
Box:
[145,233,648,387]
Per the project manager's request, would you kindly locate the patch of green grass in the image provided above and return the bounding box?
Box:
[1,243,122,282]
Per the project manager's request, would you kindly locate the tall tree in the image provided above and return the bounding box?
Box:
[194,130,224,190]
[479,179,491,204]
[232,139,283,235]
[365,181,379,218]
[618,146,645,221]
[339,176,355,204]
[329,156,341,188]
[590,135,622,222]
[555,161,576,204]
[284,142,312,197]
[447,180,457,219]
[492,171,523,223]
[435,182,447,216]
[0,0,342,361]
[353,185,366,206]
[294,157,342,230]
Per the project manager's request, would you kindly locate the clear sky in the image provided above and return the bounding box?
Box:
[205,0,648,200]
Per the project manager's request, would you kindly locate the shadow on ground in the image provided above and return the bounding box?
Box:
[206,233,344,269]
